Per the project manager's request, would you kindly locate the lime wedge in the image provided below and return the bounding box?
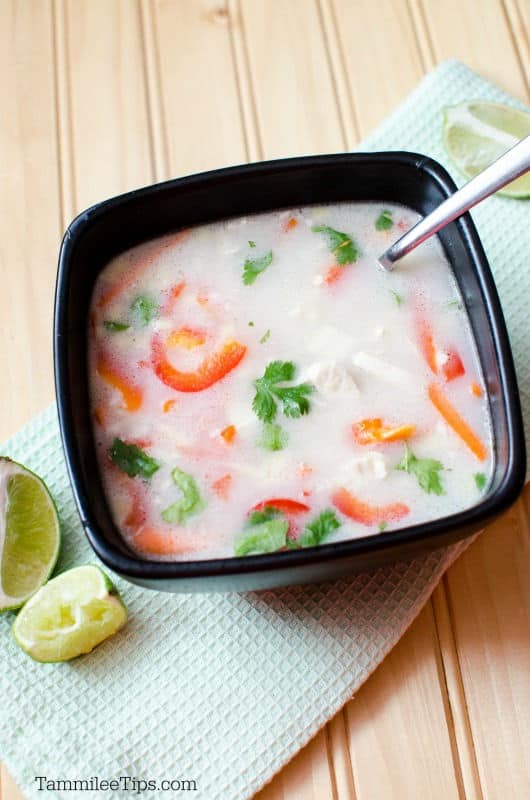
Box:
[443,101,530,198]
[0,457,61,611]
[13,565,127,662]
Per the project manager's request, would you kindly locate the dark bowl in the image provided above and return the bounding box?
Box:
[54,153,526,592]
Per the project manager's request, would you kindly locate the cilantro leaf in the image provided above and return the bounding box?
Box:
[131,294,158,326]
[247,507,283,525]
[389,289,403,306]
[264,360,295,383]
[396,444,445,495]
[242,250,273,285]
[298,509,340,547]
[161,467,204,524]
[248,240,256,248]
[258,422,287,451]
[474,472,487,491]
[273,384,314,418]
[252,379,278,422]
[375,210,393,231]
[252,361,314,422]
[235,517,288,556]
[109,438,160,480]
[312,225,360,265]
[260,329,271,344]
[378,521,388,532]
[104,320,130,332]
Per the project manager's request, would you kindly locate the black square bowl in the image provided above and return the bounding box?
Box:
[54,153,526,593]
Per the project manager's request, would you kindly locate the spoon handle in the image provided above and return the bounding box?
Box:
[379,134,530,271]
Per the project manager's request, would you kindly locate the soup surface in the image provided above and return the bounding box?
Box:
[88,203,492,560]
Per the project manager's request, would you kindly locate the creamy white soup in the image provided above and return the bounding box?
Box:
[88,203,492,560]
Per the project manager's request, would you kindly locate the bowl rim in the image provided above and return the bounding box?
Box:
[54,151,527,580]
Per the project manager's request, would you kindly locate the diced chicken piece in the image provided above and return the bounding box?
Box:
[346,452,388,482]
[352,351,417,390]
[322,452,388,495]
[304,361,359,395]
[227,451,293,482]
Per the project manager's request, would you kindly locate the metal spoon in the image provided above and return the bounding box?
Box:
[378,134,530,271]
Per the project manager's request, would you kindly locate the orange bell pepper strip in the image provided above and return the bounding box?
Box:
[283,216,298,232]
[470,381,483,398]
[220,425,237,444]
[96,350,142,411]
[428,383,487,461]
[133,526,206,557]
[352,418,415,445]
[441,349,465,382]
[414,311,438,374]
[251,498,310,515]
[167,325,207,350]
[332,488,410,526]
[152,334,246,393]
[212,473,232,499]
[324,264,344,285]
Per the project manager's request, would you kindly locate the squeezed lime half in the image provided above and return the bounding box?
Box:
[0,457,61,611]
[443,101,530,198]
[13,565,127,662]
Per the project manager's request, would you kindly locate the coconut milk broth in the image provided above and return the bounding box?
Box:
[88,202,493,560]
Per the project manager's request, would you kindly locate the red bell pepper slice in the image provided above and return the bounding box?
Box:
[441,349,465,382]
[251,498,310,515]
[152,334,246,393]
[332,488,409,526]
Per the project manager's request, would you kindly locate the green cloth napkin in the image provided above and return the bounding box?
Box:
[0,61,528,800]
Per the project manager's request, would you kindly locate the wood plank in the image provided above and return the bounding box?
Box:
[255,731,336,800]
[327,713,356,800]
[431,582,484,800]
[62,0,152,211]
[325,0,424,140]
[342,605,463,799]
[0,765,23,800]
[421,0,528,101]
[444,496,530,798]
[151,0,247,175]
[0,0,61,441]
[504,0,530,92]
[238,0,344,157]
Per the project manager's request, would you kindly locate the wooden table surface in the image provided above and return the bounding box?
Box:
[1,1,529,798]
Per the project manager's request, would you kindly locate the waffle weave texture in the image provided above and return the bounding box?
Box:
[0,61,528,800]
